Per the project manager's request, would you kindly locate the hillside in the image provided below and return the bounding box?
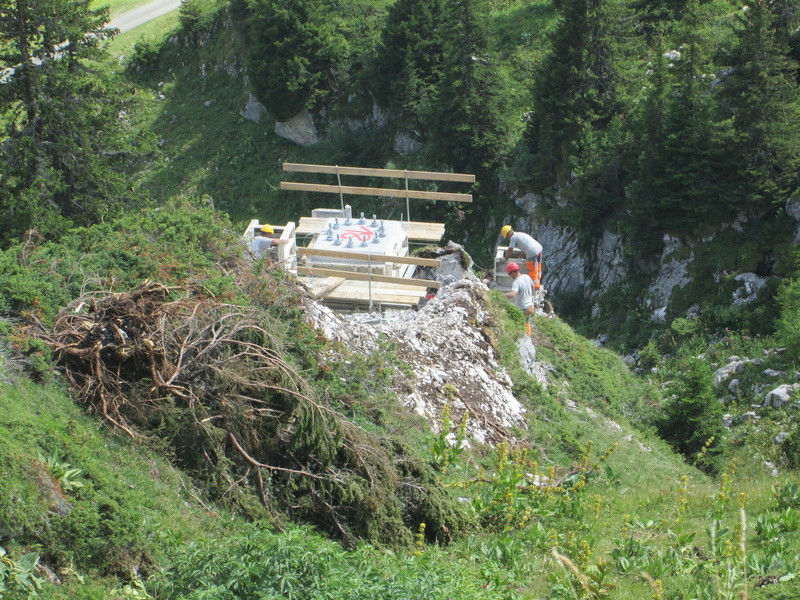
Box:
[0,203,798,599]
[1,0,800,598]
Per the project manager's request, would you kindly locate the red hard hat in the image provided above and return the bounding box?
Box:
[505,262,520,273]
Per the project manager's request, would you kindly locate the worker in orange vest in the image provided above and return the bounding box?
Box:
[500,225,543,290]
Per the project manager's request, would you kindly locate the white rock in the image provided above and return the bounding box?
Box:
[713,361,745,385]
[740,411,758,422]
[239,93,267,123]
[274,109,319,146]
[763,384,799,408]
[775,432,789,444]
[732,273,767,305]
[763,369,785,377]
[394,131,423,155]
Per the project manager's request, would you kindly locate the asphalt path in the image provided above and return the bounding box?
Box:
[0,0,181,83]
[109,0,183,34]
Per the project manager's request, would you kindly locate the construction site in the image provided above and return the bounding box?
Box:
[243,162,548,315]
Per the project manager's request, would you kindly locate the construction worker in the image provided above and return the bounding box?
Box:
[250,224,280,259]
[504,262,534,336]
[500,225,543,289]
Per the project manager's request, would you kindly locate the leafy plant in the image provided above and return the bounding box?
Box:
[431,404,469,470]
[0,546,42,600]
[39,453,84,493]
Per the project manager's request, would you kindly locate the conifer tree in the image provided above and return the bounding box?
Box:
[372,0,446,118]
[649,0,730,229]
[625,38,669,249]
[715,0,800,210]
[524,0,619,193]
[429,0,509,175]
[245,0,348,120]
[0,0,122,244]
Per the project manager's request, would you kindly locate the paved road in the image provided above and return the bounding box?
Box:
[109,0,183,34]
[0,0,181,83]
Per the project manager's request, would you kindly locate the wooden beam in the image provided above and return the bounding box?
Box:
[283,163,475,183]
[298,247,441,267]
[280,181,472,203]
[308,277,347,299]
[297,266,439,289]
[326,291,423,305]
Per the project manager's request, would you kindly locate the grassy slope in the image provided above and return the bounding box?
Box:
[12,2,792,598]
[1,281,799,598]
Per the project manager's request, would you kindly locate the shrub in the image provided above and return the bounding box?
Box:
[776,277,800,361]
[655,356,725,471]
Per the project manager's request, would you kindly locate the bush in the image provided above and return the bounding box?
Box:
[179,0,227,32]
[776,277,800,361]
[655,356,726,471]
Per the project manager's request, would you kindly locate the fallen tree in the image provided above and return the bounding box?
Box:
[35,280,469,545]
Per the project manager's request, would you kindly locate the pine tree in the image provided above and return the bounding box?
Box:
[625,38,669,249]
[524,0,619,193]
[0,0,123,244]
[245,0,348,120]
[429,0,509,175]
[715,0,800,211]
[649,0,730,229]
[372,0,446,118]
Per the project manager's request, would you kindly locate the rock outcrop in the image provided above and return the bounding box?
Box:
[305,279,550,445]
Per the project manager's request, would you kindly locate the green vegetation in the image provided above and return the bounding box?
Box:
[2,0,800,598]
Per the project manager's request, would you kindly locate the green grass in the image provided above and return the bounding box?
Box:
[105,10,181,57]
[0,379,233,598]
[94,0,155,18]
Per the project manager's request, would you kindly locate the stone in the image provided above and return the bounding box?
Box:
[527,221,586,296]
[652,307,667,324]
[592,231,626,297]
[240,94,267,123]
[775,432,789,444]
[723,414,733,427]
[711,356,745,385]
[732,273,767,305]
[763,384,798,408]
[274,109,319,146]
[647,236,692,309]
[713,360,745,386]
[763,369,785,377]
[306,279,535,445]
[786,195,800,221]
[394,131,423,155]
[518,335,537,371]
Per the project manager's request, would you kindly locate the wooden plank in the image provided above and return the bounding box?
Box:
[333,281,429,297]
[280,181,472,203]
[308,277,347,299]
[326,291,423,305]
[298,247,441,267]
[296,217,445,242]
[297,266,439,289]
[283,163,475,183]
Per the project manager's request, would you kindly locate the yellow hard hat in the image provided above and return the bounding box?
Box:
[500,225,513,238]
[260,224,274,234]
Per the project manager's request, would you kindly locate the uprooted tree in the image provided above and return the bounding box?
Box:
[36,280,468,545]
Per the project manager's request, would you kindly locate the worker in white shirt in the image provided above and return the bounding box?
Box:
[500,225,542,290]
[504,262,534,336]
[250,225,280,260]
